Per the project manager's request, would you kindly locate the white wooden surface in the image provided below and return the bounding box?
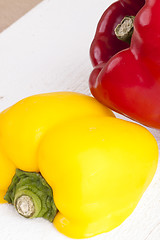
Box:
[0,0,160,239]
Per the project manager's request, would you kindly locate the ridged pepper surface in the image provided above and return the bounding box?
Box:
[0,92,158,238]
[89,0,160,129]
[90,0,145,67]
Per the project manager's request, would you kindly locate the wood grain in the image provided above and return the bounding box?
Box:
[0,0,43,32]
[0,0,159,239]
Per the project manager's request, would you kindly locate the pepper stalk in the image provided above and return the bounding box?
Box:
[4,169,57,222]
[115,16,135,44]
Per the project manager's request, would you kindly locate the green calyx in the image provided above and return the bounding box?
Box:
[4,169,57,222]
[115,16,135,45]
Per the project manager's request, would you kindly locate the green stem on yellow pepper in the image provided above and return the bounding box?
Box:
[4,169,57,222]
[115,16,135,44]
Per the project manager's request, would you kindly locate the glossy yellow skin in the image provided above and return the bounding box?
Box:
[0,92,158,238]
[38,117,158,238]
[0,92,114,202]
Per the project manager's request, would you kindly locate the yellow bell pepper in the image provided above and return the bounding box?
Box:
[0,91,113,202]
[39,117,158,238]
[0,92,158,239]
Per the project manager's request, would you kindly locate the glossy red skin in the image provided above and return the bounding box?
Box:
[90,0,160,129]
[90,0,145,67]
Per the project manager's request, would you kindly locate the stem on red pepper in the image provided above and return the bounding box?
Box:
[4,169,57,222]
[115,16,135,45]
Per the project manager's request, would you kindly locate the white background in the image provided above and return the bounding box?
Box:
[0,0,160,239]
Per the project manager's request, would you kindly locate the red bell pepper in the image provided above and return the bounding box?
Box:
[90,0,145,67]
[89,0,160,129]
